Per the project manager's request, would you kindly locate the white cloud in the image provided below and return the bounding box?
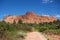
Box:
[56,15,60,18]
[42,14,50,16]
[50,0,53,2]
[42,0,53,3]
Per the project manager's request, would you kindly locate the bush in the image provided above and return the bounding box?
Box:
[39,27,48,32]
[0,21,17,40]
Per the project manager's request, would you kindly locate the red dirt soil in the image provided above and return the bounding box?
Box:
[24,32,47,40]
[47,33,60,40]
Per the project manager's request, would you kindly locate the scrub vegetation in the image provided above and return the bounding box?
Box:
[0,19,60,40]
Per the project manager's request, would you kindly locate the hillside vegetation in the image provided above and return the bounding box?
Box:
[0,19,60,40]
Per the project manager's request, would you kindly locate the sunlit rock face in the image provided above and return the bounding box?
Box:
[3,12,57,24]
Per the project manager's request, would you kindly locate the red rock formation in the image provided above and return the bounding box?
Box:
[3,12,57,24]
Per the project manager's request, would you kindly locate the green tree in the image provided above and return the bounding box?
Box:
[13,20,16,24]
[18,20,23,24]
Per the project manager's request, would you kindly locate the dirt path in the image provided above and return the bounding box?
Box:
[24,32,47,40]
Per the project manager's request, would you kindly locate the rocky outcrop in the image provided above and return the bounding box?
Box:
[3,12,57,24]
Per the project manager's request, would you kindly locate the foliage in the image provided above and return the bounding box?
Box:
[0,21,17,40]
[18,20,23,24]
[0,19,60,40]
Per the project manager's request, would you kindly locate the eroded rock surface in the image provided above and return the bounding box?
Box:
[3,12,57,24]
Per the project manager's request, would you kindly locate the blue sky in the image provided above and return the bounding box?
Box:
[0,0,60,19]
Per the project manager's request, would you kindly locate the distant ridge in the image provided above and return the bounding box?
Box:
[3,12,57,24]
